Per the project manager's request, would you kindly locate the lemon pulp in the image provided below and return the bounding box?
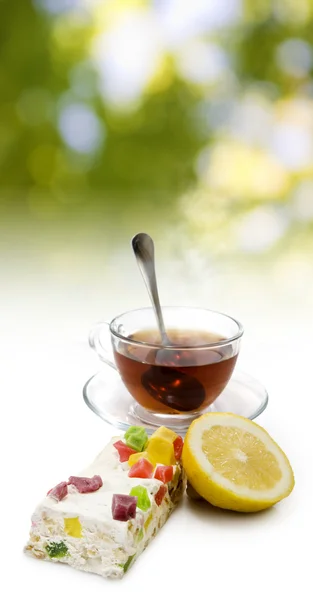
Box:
[182,413,295,512]
[202,425,282,490]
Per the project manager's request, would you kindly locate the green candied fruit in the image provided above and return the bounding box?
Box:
[129,485,151,511]
[122,554,135,573]
[45,541,68,558]
[136,528,144,543]
[124,426,148,452]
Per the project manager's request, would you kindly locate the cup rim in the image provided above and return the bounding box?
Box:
[109,306,244,350]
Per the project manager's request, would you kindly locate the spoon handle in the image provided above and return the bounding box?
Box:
[132,233,169,346]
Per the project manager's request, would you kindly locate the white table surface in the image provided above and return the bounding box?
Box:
[1,255,312,600]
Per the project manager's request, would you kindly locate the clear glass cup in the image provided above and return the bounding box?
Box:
[89,306,243,427]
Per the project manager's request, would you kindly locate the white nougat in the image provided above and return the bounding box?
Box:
[25,435,185,578]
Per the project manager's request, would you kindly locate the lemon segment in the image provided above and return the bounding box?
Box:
[182,413,294,512]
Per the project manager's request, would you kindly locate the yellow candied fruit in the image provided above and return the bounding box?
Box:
[147,426,177,466]
[64,517,82,538]
[144,513,153,531]
[128,451,156,467]
[128,451,149,467]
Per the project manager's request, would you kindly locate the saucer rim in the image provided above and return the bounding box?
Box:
[82,368,269,433]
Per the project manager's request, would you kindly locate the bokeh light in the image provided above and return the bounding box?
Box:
[1,0,313,272]
[93,10,163,106]
[275,38,313,78]
[34,0,83,16]
[58,102,105,153]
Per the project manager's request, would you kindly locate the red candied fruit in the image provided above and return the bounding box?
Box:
[154,484,167,506]
[173,436,184,460]
[128,458,154,479]
[154,465,173,484]
[113,440,137,463]
[112,494,137,521]
[68,475,103,493]
[47,481,68,501]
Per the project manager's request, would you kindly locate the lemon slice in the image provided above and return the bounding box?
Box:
[182,413,294,512]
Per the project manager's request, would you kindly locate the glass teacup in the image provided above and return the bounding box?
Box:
[89,306,243,427]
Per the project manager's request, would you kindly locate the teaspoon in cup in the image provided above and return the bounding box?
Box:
[131,232,206,412]
[131,232,170,346]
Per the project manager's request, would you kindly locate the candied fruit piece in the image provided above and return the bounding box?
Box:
[128,451,156,467]
[113,440,137,462]
[172,464,181,486]
[136,528,144,543]
[123,554,135,573]
[68,475,102,493]
[144,513,153,530]
[124,426,148,452]
[128,451,149,467]
[130,485,151,511]
[155,484,167,506]
[147,426,176,466]
[64,517,82,538]
[173,435,184,460]
[128,450,156,467]
[47,481,68,501]
[45,541,68,558]
[128,458,154,479]
[154,426,177,442]
[154,465,173,484]
[112,494,137,521]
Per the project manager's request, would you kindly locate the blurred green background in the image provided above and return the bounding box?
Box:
[1,0,313,329]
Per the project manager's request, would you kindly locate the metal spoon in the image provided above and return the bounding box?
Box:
[131,232,170,346]
[131,232,206,412]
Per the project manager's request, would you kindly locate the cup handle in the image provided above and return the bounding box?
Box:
[88,321,117,371]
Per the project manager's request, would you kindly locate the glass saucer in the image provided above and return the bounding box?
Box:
[82,364,268,435]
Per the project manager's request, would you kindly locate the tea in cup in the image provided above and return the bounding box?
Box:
[89,306,243,423]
